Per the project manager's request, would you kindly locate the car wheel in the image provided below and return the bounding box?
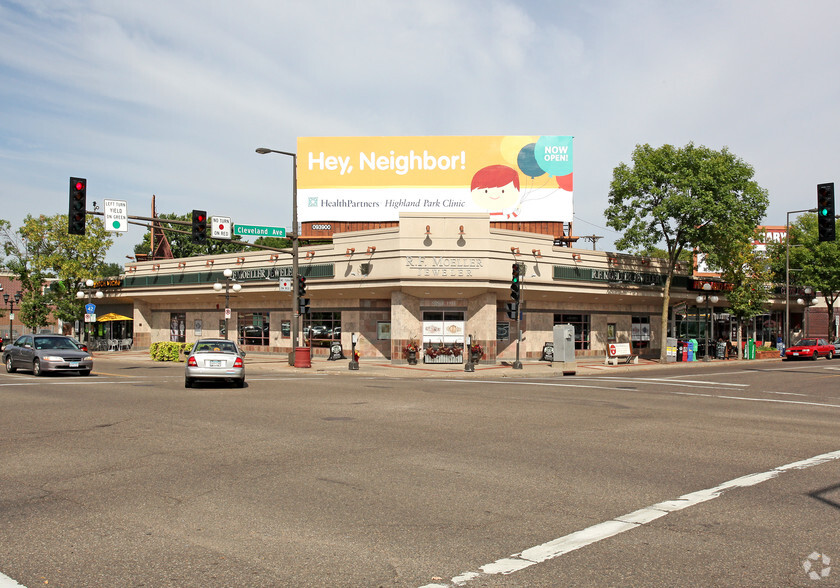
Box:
[184,378,192,388]
[235,378,245,388]
[5,356,15,373]
[828,351,835,360]
[812,352,819,361]
[79,369,91,376]
[33,358,43,376]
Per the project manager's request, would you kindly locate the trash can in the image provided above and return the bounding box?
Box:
[666,337,677,363]
[676,340,684,362]
[295,347,312,368]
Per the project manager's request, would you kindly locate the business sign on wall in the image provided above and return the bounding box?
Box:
[297,136,573,223]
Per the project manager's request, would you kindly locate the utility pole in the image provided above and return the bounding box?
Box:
[580,234,603,250]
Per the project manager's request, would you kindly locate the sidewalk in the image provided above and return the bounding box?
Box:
[91,349,783,379]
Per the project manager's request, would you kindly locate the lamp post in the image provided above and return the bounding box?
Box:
[696,283,719,362]
[795,287,818,338]
[213,268,241,339]
[785,208,817,348]
[76,279,104,348]
[255,147,299,363]
[3,290,22,343]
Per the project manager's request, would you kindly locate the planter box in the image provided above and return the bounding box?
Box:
[755,350,780,360]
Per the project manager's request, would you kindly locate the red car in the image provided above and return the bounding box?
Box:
[784,338,835,360]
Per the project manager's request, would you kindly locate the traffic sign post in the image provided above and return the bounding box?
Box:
[103,199,128,233]
[234,224,286,238]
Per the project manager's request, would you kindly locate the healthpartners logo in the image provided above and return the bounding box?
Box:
[803,552,831,581]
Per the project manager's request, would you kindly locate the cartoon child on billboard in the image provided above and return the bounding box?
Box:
[470,164,522,219]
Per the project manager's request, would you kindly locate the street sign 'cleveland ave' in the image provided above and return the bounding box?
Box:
[234,224,286,238]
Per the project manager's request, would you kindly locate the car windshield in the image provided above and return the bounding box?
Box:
[194,342,237,354]
[796,339,818,346]
[34,337,79,350]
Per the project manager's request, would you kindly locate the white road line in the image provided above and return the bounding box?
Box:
[672,391,840,409]
[764,390,808,397]
[0,571,27,587]
[0,380,142,387]
[575,376,748,389]
[618,377,749,387]
[420,449,840,588]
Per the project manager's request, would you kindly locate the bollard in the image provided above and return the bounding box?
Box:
[349,334,360,370]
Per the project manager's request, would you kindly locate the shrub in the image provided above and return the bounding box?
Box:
[149,341,191,362]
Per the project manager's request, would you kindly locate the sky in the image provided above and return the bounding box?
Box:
[1,0,839,266]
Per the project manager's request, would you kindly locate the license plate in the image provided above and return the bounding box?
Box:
[69,362,80,368]
[792,352,799,356]
[208,360,221,367]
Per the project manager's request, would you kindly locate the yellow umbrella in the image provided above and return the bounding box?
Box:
[97,313,133,322]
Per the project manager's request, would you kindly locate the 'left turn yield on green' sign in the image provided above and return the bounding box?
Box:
[104,200,128,233]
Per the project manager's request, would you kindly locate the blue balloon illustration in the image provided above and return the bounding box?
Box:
[517,143,546,178]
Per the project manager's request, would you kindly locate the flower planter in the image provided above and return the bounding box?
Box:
[407,350,417,365]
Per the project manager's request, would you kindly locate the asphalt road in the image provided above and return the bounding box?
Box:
[1,358,839,587]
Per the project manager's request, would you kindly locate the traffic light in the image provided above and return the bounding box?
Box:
[506,302,519,319]
[817,182,835,242]
[68,177,87,235]
[510,263,521,301]
[298,275,310,315]
[191,210,207,244]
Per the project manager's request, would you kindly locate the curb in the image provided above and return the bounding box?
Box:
[91,350,785,379]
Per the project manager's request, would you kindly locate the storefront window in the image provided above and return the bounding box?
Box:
[553,314,590,350]
[422,311,465,364]
[280,320,291,338]
[238,312,270,346]
[632,316,651,349]
[170,313,186,343]
[304,311,342,348]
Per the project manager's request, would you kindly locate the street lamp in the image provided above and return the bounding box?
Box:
[213,268,241,339]
[2,290,22,342]
[76,279,104,348]
[696,283,719,362]
[785,208,817,348]
[255,147,299,363]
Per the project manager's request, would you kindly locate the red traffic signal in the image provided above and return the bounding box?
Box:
[68,177,87,235]
[191,209,207,244]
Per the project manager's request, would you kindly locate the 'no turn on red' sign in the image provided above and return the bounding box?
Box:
[211,216,231,239]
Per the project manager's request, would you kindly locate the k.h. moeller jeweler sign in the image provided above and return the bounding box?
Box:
[405,256,484,277]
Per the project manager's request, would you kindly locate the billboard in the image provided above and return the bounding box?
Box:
[297,136,573,223]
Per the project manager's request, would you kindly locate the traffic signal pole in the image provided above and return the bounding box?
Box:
[510,263,523,370]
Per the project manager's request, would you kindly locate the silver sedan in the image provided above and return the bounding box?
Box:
[3,334,93,376]
[185,338,246,388]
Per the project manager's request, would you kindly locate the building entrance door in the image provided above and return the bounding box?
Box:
[422,311,465,364]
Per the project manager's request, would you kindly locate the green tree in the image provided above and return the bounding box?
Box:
[254,236,291,249]
[767,213,840,341]
[706,234,772,358]
[1,214,115,332]
[605,143,769,362]
[134,213,244,258]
